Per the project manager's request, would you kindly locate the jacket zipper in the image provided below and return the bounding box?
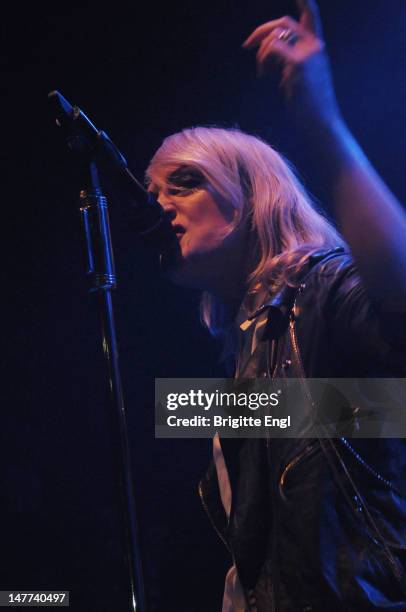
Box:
[278,441,320,502]
[198,481,231,553]
[276,318,320,497]
[289,317,313,405]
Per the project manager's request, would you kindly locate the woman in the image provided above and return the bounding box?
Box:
[148,1,406,609]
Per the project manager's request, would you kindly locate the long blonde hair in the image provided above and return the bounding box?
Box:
[147,126,344,336]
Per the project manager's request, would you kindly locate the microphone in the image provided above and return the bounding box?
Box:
[48,90,179,254]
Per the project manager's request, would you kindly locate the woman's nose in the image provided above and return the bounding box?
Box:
[158,194,177,220]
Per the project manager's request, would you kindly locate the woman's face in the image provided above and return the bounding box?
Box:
[148,164,247,291]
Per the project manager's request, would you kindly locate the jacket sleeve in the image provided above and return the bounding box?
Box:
[318,254,406,369]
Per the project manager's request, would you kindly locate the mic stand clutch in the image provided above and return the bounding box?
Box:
[49,91,152,612]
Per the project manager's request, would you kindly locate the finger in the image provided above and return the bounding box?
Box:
[296,0,324,38]
[256,37,297,75]
[256,27,291,61]
[242,15,305,48]
[243,16,303,47]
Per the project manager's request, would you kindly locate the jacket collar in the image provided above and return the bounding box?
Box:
[238,247,345,340]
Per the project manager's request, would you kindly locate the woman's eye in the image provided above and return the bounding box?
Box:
[167,166,205,193]
[168,186,192,196]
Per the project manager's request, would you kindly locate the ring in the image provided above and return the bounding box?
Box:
[278,28,299,46]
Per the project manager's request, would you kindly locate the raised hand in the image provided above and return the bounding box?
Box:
[242,0,341,127]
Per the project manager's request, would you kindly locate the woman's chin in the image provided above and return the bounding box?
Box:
[160,251,210,290]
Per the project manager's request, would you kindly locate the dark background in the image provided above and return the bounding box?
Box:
[2,1,406,610]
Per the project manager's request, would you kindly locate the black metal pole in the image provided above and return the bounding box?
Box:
[79,170,146,612]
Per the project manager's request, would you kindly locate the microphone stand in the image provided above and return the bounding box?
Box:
[48,91,170,612]
[80,169,145,612]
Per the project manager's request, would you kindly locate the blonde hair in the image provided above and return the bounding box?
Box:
[147,126,344,336]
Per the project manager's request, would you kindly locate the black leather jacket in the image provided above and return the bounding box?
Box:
[199,249,406,611]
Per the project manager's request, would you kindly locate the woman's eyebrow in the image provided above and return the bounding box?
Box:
[167,166,205,186]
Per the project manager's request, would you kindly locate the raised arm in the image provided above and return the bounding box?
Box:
[243,0,406,309]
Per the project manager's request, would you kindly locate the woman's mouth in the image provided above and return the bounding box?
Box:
[173,225,186,239]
